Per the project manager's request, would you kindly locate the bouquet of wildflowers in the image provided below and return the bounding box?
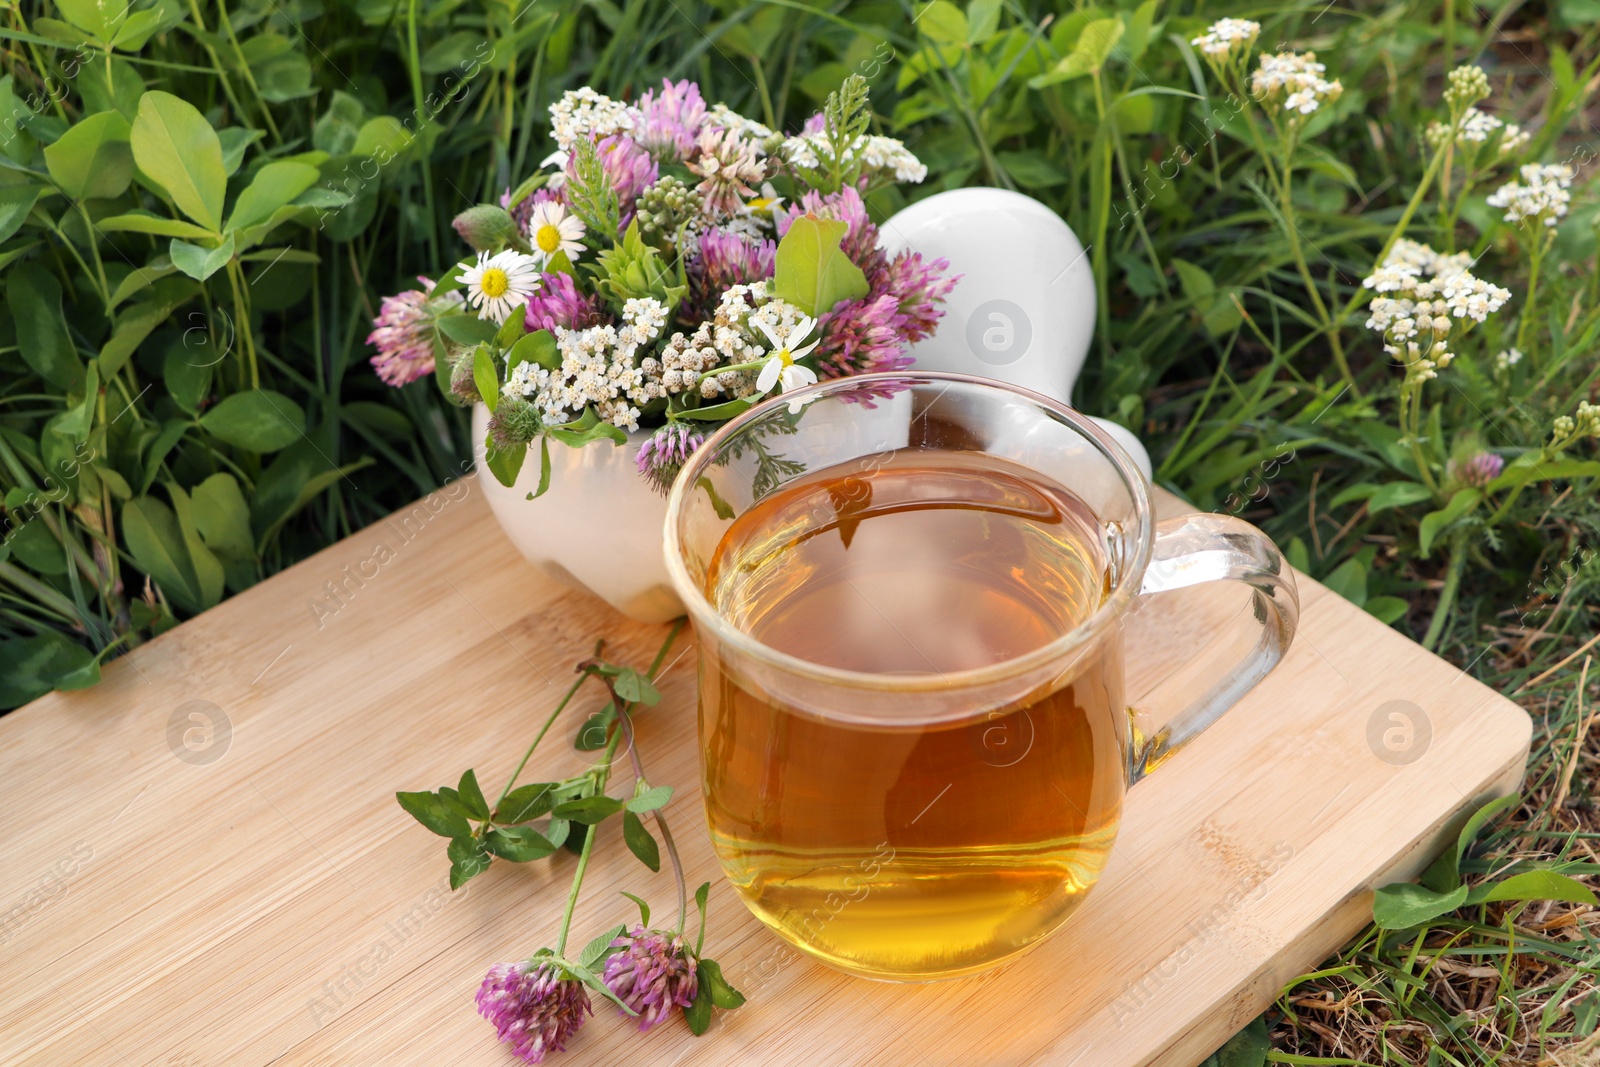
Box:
[367,75,955,495]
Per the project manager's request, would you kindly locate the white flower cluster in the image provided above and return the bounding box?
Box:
[779,133,927,183]
[707,103,774,144]
[1191,18,1260,60]
[1251,51,1343,116]
[503,298,673,431]
[1362,240,1511,383]
[1486,163,1574,228]
[549,88,638,154]
[638,283,799,400]
[1425,108,1529,157]
[1494,347,1522,370]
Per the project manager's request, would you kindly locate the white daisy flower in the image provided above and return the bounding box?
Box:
[752,312,820,412]
[527,201,586,264]
[458,249,541,325]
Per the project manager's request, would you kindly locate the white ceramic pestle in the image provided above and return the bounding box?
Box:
[878,187,1153,480]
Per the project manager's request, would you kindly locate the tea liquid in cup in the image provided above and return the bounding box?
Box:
[665,374,1297,981]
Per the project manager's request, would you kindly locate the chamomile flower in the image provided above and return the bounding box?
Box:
[752,312,819,411]
[459,249,541,325]
[527,201,586,264]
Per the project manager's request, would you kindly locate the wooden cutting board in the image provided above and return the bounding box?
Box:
[0,478,1530,1067]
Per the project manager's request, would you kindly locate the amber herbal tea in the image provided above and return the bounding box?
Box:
[699,449,1129,980]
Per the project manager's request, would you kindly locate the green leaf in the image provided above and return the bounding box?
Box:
[447,835,492,889]
[0,184,40,244]
[496,782,557,823]
[1466,869,1598,907]
[199,389,304,452]
[1419,488,1482,557]
[218,127,265,175]
[507,329,559,372]
[0,632,98,708]
[612,668,660,706]
[544,817,571,849]
[224,160,320,232]
[1320,558,1367,605]
[1488,456,1600,492]
[131,91,226,230]
[122,495,204,611]
[1029,16,1124,85]
[484,432,526,488]
[1364,596,1408,625]
[167,483,225,609]
[44,110,133,199]
[578,924,626,969]
[473,346,500,414]
[626,784,674,813]
[100,289,187,377]
[190,473,254,561]
[484,825,557,862]
[1372,882,1470,929]
[437,313,498,346]
[53,0,111,37]
[770,215,870,318]
[397,790,472,838]
[677,398,755,422]
[6,264,82,389]
[622,809,660,871]
[1367,481,1434,514]
[546,408,627,448]
[98,212,218,240]
[551,795,625,824]
[169,232,236,281]
[353,115,413,158]
[532,435,552,499]
[683,971,713,1035]
[1203,1016,1268,1067]
[913,1,967,43]
[620,891,650,927]
[700,959,745,1009]
[457,769,491,820]
[1420,793,1521,892]
[108,8,165,51]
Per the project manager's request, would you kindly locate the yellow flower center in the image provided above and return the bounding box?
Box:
[776,347,793,367]
[748,197,774,210]
[479,267,510,299]
[535,223,562,254]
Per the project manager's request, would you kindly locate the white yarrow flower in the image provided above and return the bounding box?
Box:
[458,249,541,325]
[1250,51,1343,118]
[1191,18,1260,59]
[1486,163,1574,228]
[548,88,637,154]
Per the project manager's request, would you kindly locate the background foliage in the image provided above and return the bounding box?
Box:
[2,0,1598,1058]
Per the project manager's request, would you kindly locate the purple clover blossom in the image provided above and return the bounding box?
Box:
[883,250,958,343]
[687,228,776,318]
[525,271,604,333]
[636,424,706,495]
[367,276,459,387]
[1449,452,1505,487]
[601,926,699,1031]
[634,79,707,161]
[801,111,826,135]
[816,293,914,378]
[475,960,593,1064]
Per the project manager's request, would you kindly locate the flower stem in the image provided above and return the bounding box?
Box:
[1515,232,1548,363]
[556,807,602,957]
[493,671,588,813]
[1422,540,1467,651]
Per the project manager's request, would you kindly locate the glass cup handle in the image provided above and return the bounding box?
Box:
[1126,513,1300,784]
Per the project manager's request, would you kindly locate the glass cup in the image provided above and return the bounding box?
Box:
[663,373,1298,981]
